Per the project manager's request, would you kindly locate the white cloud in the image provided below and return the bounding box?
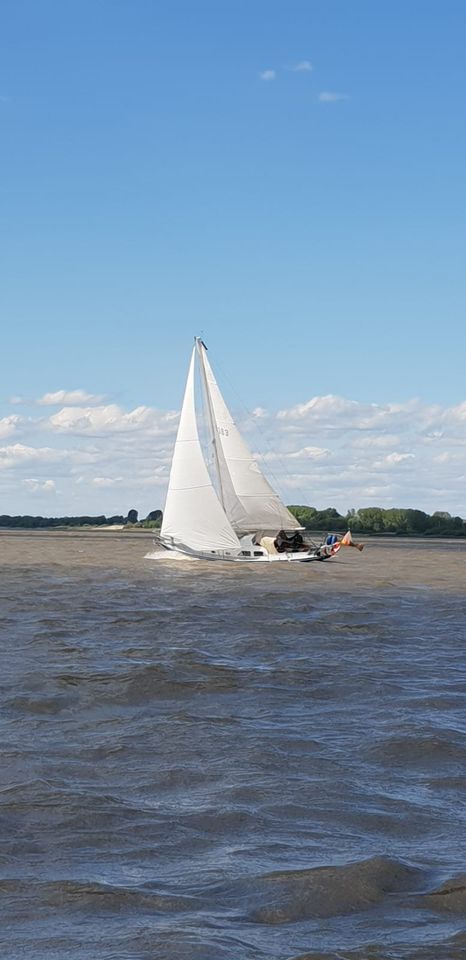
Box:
[47,403,177,436]
[0,415,22,439]
[290,445,331,460]
[448,401,466,421]
[259,69,276,81]
[37,389,105,406]
[22,478,56,494]
[362,484,395,498]
[374,452,416,469]
[1,386,466,517]
[290,60,313,72]
[92,476,124,487]
[433,452,452,464]
[319,91,349,102]
[260,445,330,462]
[0,442,96,472]
[278,394,359,423]
[0,443,64,468]
[353,434,400,449]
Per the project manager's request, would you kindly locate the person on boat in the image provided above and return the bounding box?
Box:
[291,531,308,551]
[339,530,364,551]
[274,530,308,553]
[274,530,291,552]
[325,533,339,549]
[318,531,364,556]
[313,533,341,560]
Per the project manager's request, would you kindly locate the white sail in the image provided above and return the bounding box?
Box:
[197,341,301,533]
[161,348,241,554]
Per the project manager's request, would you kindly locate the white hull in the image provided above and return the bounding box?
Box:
[145,538,332,563]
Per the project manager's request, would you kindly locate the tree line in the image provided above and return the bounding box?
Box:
[287,506,466,537]
[0,506,464,536]
[0,510,162,530]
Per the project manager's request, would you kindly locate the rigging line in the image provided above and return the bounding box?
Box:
[212,353,314,511]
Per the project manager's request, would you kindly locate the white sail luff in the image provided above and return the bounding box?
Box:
[199,343,301,533]
[161,348,241,554]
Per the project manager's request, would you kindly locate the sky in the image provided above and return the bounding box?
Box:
[1,0,465,517]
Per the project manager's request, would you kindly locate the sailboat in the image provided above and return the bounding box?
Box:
[146,338,339,563]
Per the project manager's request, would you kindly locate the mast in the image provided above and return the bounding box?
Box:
[195,337,225,510]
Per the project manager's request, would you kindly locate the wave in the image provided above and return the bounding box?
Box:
[0,877,194,914]
[289,931,466,960]
[367,728,466,767]
[247,855,423,923]
[420,875,466,914]
[48,656,251,703]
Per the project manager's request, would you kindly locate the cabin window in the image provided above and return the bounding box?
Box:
[253,551,262,557]
[241,550,251,556]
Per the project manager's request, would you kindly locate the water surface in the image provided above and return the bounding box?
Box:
[1,532,466,959]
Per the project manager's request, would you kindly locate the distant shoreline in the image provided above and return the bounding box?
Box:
[0,527,464,541]
[0,527,156,540]
[0,506,464,538]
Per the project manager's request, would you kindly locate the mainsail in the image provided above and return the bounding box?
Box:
[161,348,241,554]
[196,340,301,534]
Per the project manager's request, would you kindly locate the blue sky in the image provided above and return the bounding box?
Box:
[1,1,465,514]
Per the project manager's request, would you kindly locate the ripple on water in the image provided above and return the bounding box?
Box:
[2,537,466,958]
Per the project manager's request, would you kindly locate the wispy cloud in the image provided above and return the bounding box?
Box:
[47,403,176,436]
[92,476,124,487]
[289,60,313,73]
[383,452,416,466]
[0,415,23,439]
[259,69,276,82]
[22,478,56,493]
[0,443,66,468]
[277,394,359,423]
[318,91,349,103]
[37,389,105,406]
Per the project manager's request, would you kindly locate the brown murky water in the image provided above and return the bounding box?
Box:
[1,532,466,959]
